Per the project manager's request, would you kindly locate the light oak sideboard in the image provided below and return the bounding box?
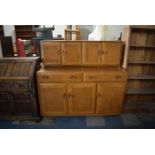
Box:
[37,41,128,116]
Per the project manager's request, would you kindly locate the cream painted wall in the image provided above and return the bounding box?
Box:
[105,25,124,40]
[3,25,16,43]
[53,25,66,37]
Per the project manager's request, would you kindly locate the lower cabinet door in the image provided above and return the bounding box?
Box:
[39,84,67,116]
[68,83,96,115]
[96,82,125,114]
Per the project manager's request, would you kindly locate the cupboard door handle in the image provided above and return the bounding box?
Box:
[62,50,66,53]
[68,93,73,98]
[97,93,103,98]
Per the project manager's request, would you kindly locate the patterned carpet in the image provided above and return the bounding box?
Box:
[0,112,155,129]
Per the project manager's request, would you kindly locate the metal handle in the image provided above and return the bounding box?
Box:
[97,93,103,98]
[89,75,95,79]
[62,49,67,53]
[68,93,73,98]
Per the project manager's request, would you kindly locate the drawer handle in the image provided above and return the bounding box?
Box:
[70,75,78,79]
[42,76,49,79]
[115,75,122,79]
[89,75,95,79]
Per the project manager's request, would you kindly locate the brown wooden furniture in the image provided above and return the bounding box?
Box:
[41,41,123,66]
[15,25,35,40]
[122,25,155,112]
[0,36,14,57]
[64,25,80,40]
[0,57,40,120]
[0,25,4,36]
[37,40,127,116]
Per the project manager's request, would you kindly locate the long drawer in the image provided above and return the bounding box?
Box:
[37,72,83,83]
[84,72,126,82]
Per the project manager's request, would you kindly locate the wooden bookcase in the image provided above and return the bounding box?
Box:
[0,25,4,36]
[15,25,36,40]
[122,25,155,112]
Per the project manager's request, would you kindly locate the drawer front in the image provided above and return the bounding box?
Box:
[0,81,30,90]
[37,73,83,82]
[84,73,126,82]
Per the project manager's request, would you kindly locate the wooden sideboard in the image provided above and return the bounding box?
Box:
[37,40,127,116]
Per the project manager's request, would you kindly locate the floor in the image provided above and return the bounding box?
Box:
[0,112,155,129]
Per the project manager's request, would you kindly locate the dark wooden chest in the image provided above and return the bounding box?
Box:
[0,57,40,119]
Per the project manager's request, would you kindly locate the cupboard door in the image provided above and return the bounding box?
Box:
[82,42,102,65]
[68,83,96,114]
[39,84,67,116]
[42,42,61,65]
[102,42,122,66]
[62,42,81,65]
[96,82,125,114]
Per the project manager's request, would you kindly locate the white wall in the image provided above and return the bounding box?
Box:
[105,25,124,40]
[53,25,66,38]
[3,25,16,43]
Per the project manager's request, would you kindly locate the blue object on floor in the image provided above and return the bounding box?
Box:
[0,113,155,129]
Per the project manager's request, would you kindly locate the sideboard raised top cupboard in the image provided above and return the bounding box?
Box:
[37,40,128,116]
[41,41,124,66]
